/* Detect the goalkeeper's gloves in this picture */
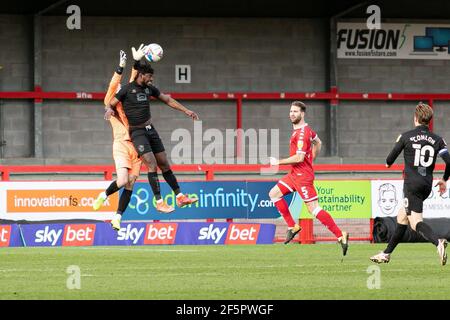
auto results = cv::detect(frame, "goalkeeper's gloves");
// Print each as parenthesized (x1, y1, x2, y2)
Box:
(119, 50, 127, 67)
(132, 43, 146, 61)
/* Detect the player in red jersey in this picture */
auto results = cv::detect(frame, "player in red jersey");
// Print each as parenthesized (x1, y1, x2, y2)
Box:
(268, 101, 349, 255)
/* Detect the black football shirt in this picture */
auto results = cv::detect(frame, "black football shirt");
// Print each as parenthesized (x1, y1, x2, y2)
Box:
(115, 81, 161, 126)
(386, 125, 448, 186)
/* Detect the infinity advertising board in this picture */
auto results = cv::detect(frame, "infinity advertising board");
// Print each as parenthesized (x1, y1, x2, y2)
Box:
(123, 181, 284, 220)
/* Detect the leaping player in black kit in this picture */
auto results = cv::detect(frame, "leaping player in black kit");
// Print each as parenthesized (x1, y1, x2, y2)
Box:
(370, 102, 450, 266)
(104, 44, 200, 213)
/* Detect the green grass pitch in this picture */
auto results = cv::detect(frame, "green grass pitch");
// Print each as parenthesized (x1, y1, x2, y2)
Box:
(0, 243, 449, 300)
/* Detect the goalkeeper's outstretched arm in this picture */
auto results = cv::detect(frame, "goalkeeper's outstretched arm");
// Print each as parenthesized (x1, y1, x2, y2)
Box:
(104, 50, 127, 106)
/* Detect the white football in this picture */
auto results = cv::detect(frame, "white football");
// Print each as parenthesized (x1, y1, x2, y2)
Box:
(144, 43, 163, 62)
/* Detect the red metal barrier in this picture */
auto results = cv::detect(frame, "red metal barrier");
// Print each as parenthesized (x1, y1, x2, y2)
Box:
(2, 89, 448, 168)
(1, 163, 436, 181)
(3, 91, 450, 101)
(300, 219, 315, 244)
(2, 90, 450, 143)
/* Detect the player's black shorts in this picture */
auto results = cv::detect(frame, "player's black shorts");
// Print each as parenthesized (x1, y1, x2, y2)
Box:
(403, 182, 432, 215)
(130, 124, 165, 157)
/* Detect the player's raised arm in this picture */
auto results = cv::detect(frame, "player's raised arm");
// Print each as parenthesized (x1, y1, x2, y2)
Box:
(129, 66, 138, 83)
(104, 50, 127, 106)
(386, 134, 405, 167)
(130, 46, 146, 83)
(157, 93, 199, 120)
(105, 76, 132, 120)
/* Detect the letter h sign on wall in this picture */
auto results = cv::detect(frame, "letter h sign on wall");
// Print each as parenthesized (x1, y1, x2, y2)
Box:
(175, 65, 191, 83)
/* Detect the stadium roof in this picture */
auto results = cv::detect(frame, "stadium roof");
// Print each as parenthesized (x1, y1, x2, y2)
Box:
(2, 0, 450, 19)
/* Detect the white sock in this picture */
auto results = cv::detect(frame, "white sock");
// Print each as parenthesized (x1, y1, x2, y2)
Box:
(113, 213, 122, 221)
(176, 193, 184, 198)
(100, 191, 107, 200)
(156, 199, 163, 204)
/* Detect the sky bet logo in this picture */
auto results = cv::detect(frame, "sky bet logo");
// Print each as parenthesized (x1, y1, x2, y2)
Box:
(117, 224, 145, 245)
(34, 224, 95, 246)
(198, 224, 260, 244)
(62, 224, 96, 246)
(144, 223, 177, 245)
(225, 224, 260, 245)
(116, 223, 178, 245)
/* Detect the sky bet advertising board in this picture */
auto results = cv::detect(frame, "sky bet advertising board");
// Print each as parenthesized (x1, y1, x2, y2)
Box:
(122, 181, 290, 220)
(6, 222, 275, 247)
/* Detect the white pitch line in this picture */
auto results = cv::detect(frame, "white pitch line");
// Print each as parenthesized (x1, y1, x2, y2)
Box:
(80, 247, 201, 252)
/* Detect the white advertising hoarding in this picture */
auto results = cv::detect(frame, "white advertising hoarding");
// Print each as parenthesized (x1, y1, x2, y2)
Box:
(371, 180, 450, 218)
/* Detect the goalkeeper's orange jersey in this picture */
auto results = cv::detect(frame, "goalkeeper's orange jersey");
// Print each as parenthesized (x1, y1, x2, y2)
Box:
(104, 69, 137, 141)
(104, 68, 141, 176)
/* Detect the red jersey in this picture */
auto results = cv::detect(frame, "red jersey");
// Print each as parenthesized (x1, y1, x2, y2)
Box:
(289, 123, 317, 180)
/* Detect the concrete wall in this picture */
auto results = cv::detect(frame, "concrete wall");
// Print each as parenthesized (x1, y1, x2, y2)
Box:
(2, 15, 329, 163)
(41, 16, 327, 92)
(337, 59, 450, 93)
(337, 58, 450, 160)
(0, 15, 33, 158)
(1, 14, 450, 164)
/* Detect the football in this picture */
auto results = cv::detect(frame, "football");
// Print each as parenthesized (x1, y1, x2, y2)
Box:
(144, 43, 164, 62)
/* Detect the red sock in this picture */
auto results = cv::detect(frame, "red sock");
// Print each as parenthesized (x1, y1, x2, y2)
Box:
(273, 198, 296, 228)
(316, 209, 342, 238)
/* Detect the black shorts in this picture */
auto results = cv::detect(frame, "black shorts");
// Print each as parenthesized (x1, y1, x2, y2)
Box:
(130, 124, 165, 157)
(403, 182, 432, 215)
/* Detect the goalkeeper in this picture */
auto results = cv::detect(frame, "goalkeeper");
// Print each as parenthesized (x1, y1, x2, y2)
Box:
(92, 49, 142, 231)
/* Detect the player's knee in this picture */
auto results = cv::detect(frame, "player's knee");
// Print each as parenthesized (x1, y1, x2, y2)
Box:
(159, 162, 171, 172)
(126, 175, 137, 188)
(269, 186, 281, 200)
(306, 201, 320, 216)
(143, 158, 157, 172)
(116, 176, 128, 188)
(124, 182, 133, 190)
